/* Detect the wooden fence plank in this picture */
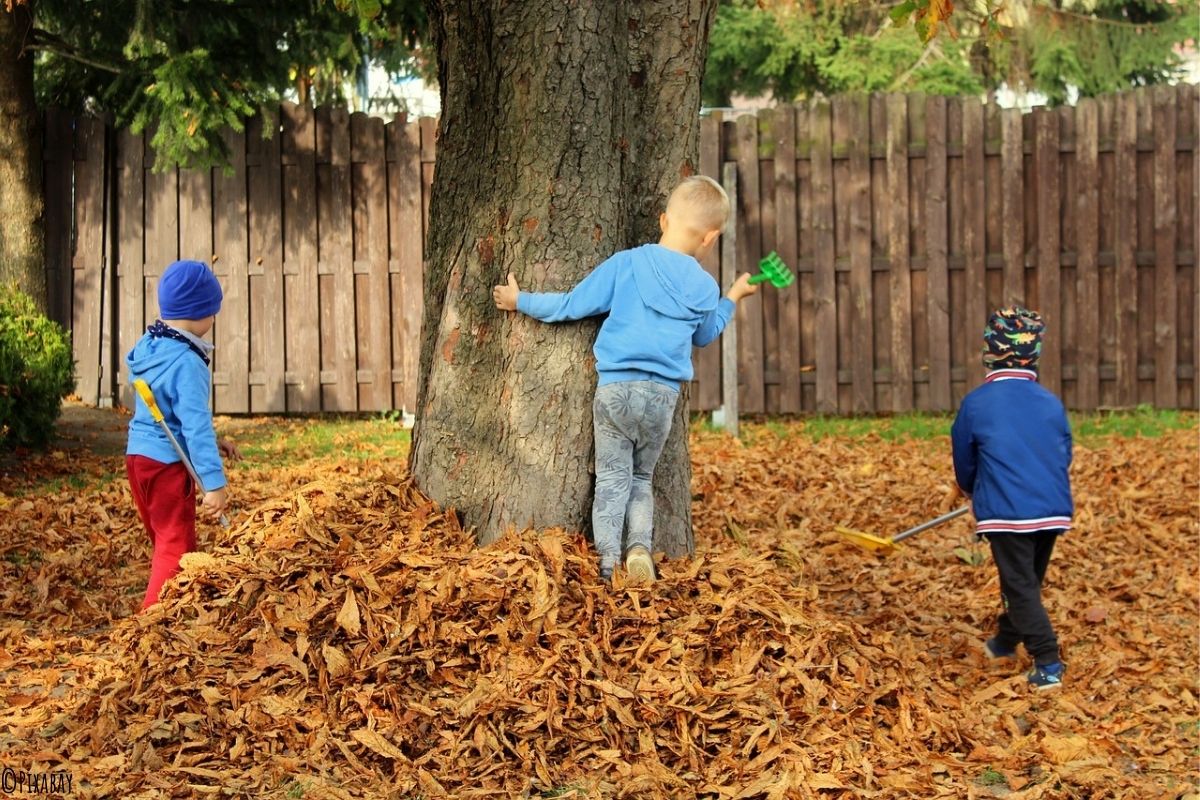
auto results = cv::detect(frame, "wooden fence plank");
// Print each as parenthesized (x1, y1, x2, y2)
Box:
(906, 94, 928, 410)
(773, 105, 801, 413)
(735, 113, 764, 413)
(1152, 85, 1177, 407)
(282, 102, 321, 412)
(212, 127, 250, 413)
(759, 110, 780, 413)
(887, 94, 912, 411)
(316, 107, 356, 412)
(420, 116, 436, 241)
(963, 98, 987, 390)
(351, 113, 392, 412)
(71, 117, 107, 405)
(178, 153, 212, 407)
(1035, 108, 1062, 396)
(1001, 108, 1025, 305)
(42, 109, 73, 330)
(1075, 98, 1101, 410)
(1193, 84, 1199, 410)
(721, 162, 739, 435)
(1184, 84, 1199, 410)
(387, 116, 424, 413)
(407, 119, 428, 413)
(795, 104, 816, 411)
(870, 94, 889, 409)
(1136, 90, 1155, 406)
(178, 166, 212, 260)
(144, 130, 178, 334)
(247, 115, 285, 412)
(945, 96, 965, 401)
(694, 111, 723, 411)
(925, 95, 951, 410)
(811, 100, 837, 413)
(116, 130, 145, 409)
(845, 94, 874, 413)
(1114, 92, 1139, 406)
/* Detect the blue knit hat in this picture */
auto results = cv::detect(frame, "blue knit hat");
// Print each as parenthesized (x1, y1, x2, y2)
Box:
(158, 260, 223, 320)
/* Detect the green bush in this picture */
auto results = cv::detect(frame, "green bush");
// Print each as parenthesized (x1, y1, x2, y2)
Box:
(0, 285, 75, 448)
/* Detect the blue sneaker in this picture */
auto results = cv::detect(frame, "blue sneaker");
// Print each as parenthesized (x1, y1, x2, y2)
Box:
(1027, 662, 1065, 691)
(984, 637, 1017, 660)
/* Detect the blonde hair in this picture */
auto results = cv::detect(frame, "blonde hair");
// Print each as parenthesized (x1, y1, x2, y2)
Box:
(666, 175, 730, 234)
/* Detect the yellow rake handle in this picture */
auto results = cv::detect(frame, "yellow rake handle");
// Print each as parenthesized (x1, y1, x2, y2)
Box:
(133, 379, 228, 528)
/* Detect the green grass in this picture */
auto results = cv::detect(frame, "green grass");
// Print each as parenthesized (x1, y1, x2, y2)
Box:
(1070, 404, 1195, 441)
(800, 413, 953, 441)
(693, 406, 1195, 444)
(229, 414, 411, 468)
(977, 767, 1008, 787)
(5, 466, 123, 498)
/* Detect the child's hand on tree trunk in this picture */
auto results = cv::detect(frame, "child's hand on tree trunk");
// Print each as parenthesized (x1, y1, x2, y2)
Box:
(493, 273, 519, 312)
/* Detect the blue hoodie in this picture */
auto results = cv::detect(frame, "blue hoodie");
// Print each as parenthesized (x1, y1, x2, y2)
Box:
(125, 332, 225, 491)
(951, 369, 1073, 535)
(516, 244, 734, 389)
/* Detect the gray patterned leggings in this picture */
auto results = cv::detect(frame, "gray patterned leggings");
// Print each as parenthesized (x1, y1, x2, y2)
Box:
(592, 381, 678, 570)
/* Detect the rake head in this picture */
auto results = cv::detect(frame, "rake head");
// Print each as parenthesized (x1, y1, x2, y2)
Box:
(749, 251, 795, 289)
(834, 525, 902, 555)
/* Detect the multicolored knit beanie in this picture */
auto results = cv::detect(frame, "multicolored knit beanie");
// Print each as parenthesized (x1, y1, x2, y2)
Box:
(982, 306, 1044, 370)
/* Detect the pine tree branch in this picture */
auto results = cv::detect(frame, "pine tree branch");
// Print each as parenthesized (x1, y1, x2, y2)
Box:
(890, 37, 942, 90)
(1034, 4, 1184, 29)
(26, 29, 123, 73)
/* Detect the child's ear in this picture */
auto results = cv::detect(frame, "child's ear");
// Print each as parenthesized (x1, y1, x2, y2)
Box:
(701, 228, 721, 249)
(659, 212, 668, 234)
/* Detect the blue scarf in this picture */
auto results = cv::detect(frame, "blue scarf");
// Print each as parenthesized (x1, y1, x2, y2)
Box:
(147, 320, 211, 366)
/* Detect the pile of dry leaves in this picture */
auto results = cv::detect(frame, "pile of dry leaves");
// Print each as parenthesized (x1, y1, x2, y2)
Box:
(0, 423, 1196, 799)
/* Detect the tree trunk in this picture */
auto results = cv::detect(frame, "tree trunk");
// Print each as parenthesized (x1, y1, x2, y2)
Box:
(0, 2, 46, 312)
(412, 0, 718, 557)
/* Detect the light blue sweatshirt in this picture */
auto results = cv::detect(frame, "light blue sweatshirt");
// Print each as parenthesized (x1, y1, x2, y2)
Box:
(125, 332, 225, 491)
(516, 244, 735, 390)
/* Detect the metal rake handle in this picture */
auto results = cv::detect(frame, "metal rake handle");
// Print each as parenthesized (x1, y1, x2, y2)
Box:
(891, 505, 970, 543)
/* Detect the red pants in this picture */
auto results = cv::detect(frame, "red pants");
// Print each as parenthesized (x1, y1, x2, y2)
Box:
(126, 455, 196, 609)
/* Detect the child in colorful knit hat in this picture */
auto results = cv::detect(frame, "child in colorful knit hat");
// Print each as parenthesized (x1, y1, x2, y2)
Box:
(125, 260, 242, 609)
(951, 307, 1074, 690)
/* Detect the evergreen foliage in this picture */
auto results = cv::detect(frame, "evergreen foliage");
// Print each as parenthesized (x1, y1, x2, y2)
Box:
(28, 0, 427, 171)
(0, 285, 74, 449)
(702, 0, 1196, 106)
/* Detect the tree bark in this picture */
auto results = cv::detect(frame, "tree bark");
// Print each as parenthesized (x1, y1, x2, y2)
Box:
(0, 2, 46, 312)
(412, 0, 717, 556)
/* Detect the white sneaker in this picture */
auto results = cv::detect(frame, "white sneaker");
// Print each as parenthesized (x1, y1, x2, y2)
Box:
(624, 546, 655, 584)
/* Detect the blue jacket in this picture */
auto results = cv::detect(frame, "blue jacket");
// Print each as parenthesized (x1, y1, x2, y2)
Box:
(516, 244, 734, 389)
(125, 332, 226, 491)
(951, 369, 1073, 534)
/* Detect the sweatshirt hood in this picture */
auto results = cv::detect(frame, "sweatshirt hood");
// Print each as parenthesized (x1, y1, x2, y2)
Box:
(631, 244, 719, 320)
(125, 335, 193, 382)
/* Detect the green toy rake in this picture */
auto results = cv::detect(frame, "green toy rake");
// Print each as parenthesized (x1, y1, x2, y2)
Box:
(748, 251, 795, 289)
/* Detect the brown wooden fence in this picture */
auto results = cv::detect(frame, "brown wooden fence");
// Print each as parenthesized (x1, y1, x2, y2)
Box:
(45, 105, 435, 414)
(44, 84, 1199, 416)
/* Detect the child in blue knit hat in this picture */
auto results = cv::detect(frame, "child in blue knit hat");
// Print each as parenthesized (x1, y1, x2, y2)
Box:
(125, 260, 242, 609)
(951, 307, 1073, 690)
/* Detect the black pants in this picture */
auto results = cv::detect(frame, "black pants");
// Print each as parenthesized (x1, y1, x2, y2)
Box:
(987, 531, 1061, 665)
